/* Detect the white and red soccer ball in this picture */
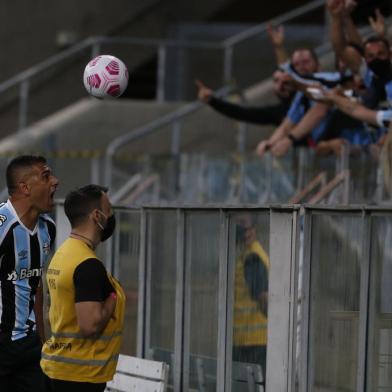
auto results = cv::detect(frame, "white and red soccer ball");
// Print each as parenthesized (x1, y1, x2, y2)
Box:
(83, 55, 129, 99)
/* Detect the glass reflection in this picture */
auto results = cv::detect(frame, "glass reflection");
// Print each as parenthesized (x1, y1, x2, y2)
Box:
(369, 217, 392, 391)
(186, 212, 220, 392)
(309, 214, 362, 392)
(146, 211, 177, 387)
(230, 212, 269, 390)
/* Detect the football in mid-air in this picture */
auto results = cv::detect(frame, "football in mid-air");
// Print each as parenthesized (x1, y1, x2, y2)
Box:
(83, 55, 129, 99)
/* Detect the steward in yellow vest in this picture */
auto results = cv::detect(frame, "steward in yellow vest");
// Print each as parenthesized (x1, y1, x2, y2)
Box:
(41, 185, 125, 392)
(232, 215, 269, 376)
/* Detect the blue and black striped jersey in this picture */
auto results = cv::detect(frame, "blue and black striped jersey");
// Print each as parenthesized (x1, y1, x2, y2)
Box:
(0, 200, 55, 341)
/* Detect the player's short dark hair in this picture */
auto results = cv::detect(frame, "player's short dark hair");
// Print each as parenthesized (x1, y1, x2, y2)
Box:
(6, 155, 47, 195)
(64, 184, 108, 227)
(364, 36, 391, 52)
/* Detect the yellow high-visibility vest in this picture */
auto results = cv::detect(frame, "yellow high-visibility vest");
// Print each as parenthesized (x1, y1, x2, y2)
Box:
(233, 240, 269, 347)
(41, 238, 125, 383)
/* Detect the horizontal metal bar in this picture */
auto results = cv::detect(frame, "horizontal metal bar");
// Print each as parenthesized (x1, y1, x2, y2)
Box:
(0, 37, 220, 96)
(132, 204, 278, 210)
(53, 200, 392, 213)
(96, 36, 223, 49)
(104, 85, 232, 159)
(289, 171, 327, 204)
(223, 0, 325, 47)
(0, 37, 97, 94)
(308, 170, 349, 204)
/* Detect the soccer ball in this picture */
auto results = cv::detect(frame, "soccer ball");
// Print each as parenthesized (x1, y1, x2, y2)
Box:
(83, 55, 129, 99)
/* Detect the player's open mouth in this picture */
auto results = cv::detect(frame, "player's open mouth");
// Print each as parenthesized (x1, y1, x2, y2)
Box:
(50, 191, 56, 201)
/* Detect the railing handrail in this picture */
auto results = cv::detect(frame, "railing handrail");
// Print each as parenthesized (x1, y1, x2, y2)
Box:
(0, 37, 223, 96)
(104, 85, 233, 187)
(223, 0, 325, 47)
(308, 170, 350, 204)
(0, 0, 326, 97)
(289, 171, 327, 204)
(95, 36, 224, 49)
(0, 37, 96, 94)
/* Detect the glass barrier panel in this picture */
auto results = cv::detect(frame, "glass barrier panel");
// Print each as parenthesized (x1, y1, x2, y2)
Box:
(228, 211, 270, 391)
(309, 213, 363, 392)
(145, 210, 177, 387)
(185, 212, 221, 392)
(368, 216, 392, 391)
(112, 209, 140, 355)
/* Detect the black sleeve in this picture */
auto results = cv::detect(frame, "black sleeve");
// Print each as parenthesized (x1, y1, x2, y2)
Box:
(46, 219, 56, 248)
(208, 96, 287, 126)
(73, 258, 114, 302)
(244, 253, 268, 300)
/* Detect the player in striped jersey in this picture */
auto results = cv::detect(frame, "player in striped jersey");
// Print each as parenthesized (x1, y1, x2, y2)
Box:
(0, 155, 58, 391)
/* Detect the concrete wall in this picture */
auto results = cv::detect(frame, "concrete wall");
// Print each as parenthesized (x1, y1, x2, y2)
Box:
(0, 0, 234, 82)
(0, 0, 234, 138)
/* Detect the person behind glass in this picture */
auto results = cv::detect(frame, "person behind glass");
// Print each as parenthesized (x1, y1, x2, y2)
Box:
(233, 215, 269, 379)
(0, 155, 58, 392)
(41, 184, 125, 392)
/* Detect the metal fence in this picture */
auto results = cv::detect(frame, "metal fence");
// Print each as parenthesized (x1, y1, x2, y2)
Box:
(54, 203, 392, 392)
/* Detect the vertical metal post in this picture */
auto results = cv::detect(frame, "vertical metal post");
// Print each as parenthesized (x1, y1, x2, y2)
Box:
(171, 121, 182, 198)
(90, 156, 100, 184)
(267, 208, 298, 392)
(266, 154, 273, 203)
(156, 45, 167, 102)
(112, 209, 121, 277)
(104, 154, 112, 189)
(171, 121, 182, 156)
(296, 148, 306, 194)
(54, 202, 71, 250)
(375, 165, 384, 204)
(91, 41, 101, 59)
(182, 211, 191, 392)
(342, 145, 350, 204)
(238, 157, 246, 203)
(236, 123, 247, 154)
(299, 210, 312, 392)
(217, 210, 229, 392)
(18, 79, 30, 131)
(365, 212, 380, 391)
(225, 214, 237, 392)
(288, 209, 301, 392)
(174, 209, 185, 392)
(144, 212, 153, 358)
(356, 211, 371, 392)
(223, 45, 233, 84)
(136, 209, 147, 357)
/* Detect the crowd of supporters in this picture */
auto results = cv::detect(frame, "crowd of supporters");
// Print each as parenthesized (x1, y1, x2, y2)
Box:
(197, 0, 392, 160)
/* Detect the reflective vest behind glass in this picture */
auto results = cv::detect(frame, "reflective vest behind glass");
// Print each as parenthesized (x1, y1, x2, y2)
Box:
(233, 240, 269, 347)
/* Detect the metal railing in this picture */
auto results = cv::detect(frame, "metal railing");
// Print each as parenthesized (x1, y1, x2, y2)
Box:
(52, 203, 392, 391)
(103, 85, 233, 189)
(0, 0, 326, 131)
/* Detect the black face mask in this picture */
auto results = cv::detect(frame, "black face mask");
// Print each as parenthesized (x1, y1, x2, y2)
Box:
(368, 58, 392, 79)
(99, 213, 116, 242)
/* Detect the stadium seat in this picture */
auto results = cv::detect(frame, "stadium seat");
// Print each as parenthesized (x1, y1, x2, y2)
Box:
(105, 354, 169, 392)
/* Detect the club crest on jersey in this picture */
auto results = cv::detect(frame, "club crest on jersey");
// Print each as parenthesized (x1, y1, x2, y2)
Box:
(7, 267, 43, 281)
(0, 214, 7, 226)
(43, 242, 50, 255)
(18, 250, 28, 260)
